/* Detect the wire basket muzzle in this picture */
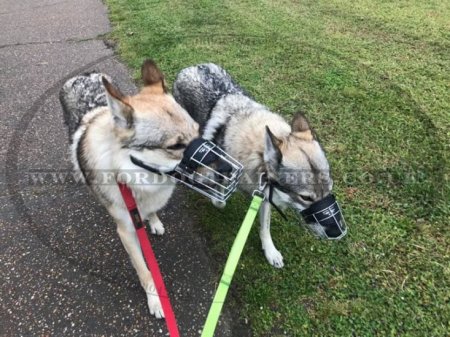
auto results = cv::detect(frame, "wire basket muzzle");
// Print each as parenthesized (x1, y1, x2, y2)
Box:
(300, 194, 347, 239)
(170, 138, 244, 202)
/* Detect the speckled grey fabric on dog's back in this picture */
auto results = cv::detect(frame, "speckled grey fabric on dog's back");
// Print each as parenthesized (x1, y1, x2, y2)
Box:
(59, 72, 111, 138)
(173, 63, 246, 131)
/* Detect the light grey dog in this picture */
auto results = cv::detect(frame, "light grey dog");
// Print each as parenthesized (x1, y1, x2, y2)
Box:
(173, 64, 335, 268)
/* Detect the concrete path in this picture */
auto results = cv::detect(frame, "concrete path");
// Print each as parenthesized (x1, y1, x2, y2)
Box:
(0, 1, 250, 336)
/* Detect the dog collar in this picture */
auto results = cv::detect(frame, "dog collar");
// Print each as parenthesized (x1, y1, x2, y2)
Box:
(267, 183, 288, 220)
(259, 173, 287, 220)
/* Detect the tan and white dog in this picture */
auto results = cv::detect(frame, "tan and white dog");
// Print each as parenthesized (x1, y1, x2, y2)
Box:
(174, 64, 336, 268)
(60, 60, 199, 318)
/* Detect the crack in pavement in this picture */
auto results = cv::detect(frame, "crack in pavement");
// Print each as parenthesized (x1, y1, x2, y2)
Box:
(0, 37, 105, 50)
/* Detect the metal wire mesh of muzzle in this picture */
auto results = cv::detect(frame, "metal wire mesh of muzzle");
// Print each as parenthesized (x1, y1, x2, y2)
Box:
(170, 138, 244, 202)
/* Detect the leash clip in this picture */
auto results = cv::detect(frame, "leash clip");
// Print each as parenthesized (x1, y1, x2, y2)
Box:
(252, 173, 288, 220)
(252, 189, 266, 200)
(252, 172, 268, 200)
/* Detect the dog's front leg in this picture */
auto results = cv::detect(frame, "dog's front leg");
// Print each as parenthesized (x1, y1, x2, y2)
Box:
(110, 207, 164, 319)
(259, 200, 284, 268)
(147, 213, 165, 235)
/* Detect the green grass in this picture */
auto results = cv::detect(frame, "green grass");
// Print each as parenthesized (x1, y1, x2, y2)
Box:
(105, 0, 449, 335)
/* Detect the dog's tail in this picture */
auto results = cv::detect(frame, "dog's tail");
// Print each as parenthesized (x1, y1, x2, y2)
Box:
(59, 72, 110, 140)
(173, 64, 246, 130)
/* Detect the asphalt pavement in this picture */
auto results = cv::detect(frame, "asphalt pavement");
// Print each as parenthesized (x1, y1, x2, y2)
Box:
(0, 1, 251, 336)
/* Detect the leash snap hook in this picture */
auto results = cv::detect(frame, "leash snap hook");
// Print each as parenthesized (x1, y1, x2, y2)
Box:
(258, 172, 268, 191)
(252, 172, 268, 200)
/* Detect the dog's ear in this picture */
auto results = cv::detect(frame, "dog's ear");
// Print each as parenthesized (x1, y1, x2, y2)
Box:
(264, 126, 283, 177)
(291, 112, 313, 141)
(141, 59, 167, 93)
(102, 77, 134, 128)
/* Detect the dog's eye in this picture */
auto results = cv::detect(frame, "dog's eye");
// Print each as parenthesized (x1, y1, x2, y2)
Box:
(167, 143, 186, 151)
(299, 194, 314, 203)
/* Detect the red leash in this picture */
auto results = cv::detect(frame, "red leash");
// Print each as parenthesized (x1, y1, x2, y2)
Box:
(117, 183, 180, 337)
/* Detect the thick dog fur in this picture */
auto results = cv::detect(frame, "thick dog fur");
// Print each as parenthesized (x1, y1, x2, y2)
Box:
(60, 60, 199, 318)
(174, 64, 333, 268)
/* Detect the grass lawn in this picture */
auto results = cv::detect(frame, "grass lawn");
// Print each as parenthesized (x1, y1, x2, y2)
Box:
(104, 0, 449, 335)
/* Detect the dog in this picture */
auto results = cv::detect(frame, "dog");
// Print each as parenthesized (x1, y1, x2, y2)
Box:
(59, 60, 199, 318)
(173, 64, 336, 268)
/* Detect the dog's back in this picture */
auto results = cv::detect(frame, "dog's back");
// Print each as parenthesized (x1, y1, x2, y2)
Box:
(173, 64, 245, 130)
(59, 72, 110, 139)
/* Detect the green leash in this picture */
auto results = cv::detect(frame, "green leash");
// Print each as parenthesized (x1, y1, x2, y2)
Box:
(201, 193, 264, 337)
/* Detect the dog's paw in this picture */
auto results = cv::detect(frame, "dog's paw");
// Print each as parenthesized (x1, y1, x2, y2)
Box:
(146, 291, 164, 319)
(211, 199, 226, 209)
(264, 246, 284, 268)
(150, 220, 165, 236)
